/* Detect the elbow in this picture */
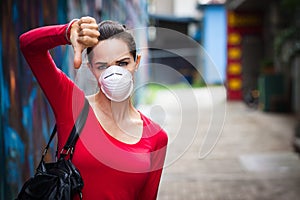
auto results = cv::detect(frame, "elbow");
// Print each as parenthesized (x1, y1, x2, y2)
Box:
(19, 33, 27, 53)
(19, 31, 33, 53)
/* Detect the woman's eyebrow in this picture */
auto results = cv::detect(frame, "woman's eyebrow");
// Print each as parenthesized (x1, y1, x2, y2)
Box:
(94, 57, 130, 66)
(116, 57, 131, 62)
(94, 61, 107, 65)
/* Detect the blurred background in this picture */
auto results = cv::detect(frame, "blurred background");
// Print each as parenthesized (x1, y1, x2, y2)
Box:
(1, 0, 300, 199)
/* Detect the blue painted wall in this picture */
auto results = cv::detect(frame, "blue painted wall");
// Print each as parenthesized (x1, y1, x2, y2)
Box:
(1, 1, 70, 198)
(202, 5, 227, 84)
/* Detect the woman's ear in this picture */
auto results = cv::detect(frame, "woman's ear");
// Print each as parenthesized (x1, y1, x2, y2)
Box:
(87, 62, 96, 76)
(87, 61, 92, 69)
(135, 54, 141, 71)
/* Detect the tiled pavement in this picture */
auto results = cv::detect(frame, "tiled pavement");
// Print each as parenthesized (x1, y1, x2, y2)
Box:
(138, 87, 300, 200)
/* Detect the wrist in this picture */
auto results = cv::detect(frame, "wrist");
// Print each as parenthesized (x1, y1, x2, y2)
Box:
(65, 19, 79, 44)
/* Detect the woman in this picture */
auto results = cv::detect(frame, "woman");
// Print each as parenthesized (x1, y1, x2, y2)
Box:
(19, 16, 168, 199)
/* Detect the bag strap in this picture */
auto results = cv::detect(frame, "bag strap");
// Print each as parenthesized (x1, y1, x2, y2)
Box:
(41, 98, 89, 160)
(61, 98, 90, 156)
(41, 125, 57, 160)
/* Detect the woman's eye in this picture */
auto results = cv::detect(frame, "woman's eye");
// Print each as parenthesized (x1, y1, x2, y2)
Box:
(118, 62, 128, 66)
(97, 65, 108, 70)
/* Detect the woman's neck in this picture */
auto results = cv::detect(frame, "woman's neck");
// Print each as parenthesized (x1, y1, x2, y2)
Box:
(88, 91, 143, 144)
(92, 91, 137, 123)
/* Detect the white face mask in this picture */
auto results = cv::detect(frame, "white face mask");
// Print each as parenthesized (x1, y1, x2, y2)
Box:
(99, 65, 134, 102)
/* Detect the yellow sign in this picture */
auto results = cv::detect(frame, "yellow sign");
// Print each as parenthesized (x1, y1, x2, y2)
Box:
(228, 32, 241, 45)
(228, 47, 241, 59)
(228, 11, 261, 27)
(228, 63, 241, 75)
(228, 78, 242, 90)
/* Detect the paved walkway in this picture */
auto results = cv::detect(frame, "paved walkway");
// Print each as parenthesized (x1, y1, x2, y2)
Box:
(138, 87, 300, 200)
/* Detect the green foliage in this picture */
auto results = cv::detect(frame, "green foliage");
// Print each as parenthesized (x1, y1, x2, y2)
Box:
(141, 82, 205, 105)
(274, 27, 300, 57)
(280, 0, 300, 10)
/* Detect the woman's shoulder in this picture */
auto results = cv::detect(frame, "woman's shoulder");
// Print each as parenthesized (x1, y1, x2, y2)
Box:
(139, 112, 168, 146)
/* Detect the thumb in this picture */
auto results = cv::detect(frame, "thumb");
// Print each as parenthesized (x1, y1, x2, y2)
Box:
(73, 46, 83, 69)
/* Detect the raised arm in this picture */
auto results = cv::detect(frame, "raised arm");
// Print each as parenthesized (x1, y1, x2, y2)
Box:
(20, 23, 76, 122)
(19, 17, 99, 123)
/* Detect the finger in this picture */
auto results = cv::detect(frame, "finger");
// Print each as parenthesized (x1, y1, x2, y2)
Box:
(78, 28, 100, 38)
(73, 47, 83, 69)
(79, 23, 99, 30)
(77, 36, 99, 47)
(78, 16, 97, 25)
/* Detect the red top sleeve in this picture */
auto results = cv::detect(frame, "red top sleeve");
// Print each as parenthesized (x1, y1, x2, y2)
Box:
(19, 24, 85, 134)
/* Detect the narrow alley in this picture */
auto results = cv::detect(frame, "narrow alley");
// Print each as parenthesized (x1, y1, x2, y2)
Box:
(140, 87, 300, 200)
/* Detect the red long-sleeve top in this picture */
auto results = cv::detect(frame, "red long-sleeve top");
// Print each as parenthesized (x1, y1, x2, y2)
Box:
(19, 23, 168, 200)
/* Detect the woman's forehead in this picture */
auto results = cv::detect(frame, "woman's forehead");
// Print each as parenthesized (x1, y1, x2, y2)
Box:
(91, 38, 132, 63)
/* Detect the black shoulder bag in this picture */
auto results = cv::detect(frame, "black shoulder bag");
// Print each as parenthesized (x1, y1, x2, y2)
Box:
(16, 98, 89, 200)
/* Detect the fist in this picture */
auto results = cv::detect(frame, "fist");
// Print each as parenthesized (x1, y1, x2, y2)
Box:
(70, 16, 100, 69)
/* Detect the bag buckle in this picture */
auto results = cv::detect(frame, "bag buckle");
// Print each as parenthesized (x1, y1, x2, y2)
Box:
(60, 147, 74, 156)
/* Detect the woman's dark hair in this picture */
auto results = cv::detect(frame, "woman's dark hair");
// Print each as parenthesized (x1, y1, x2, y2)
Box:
(87, 20, 136, 61)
